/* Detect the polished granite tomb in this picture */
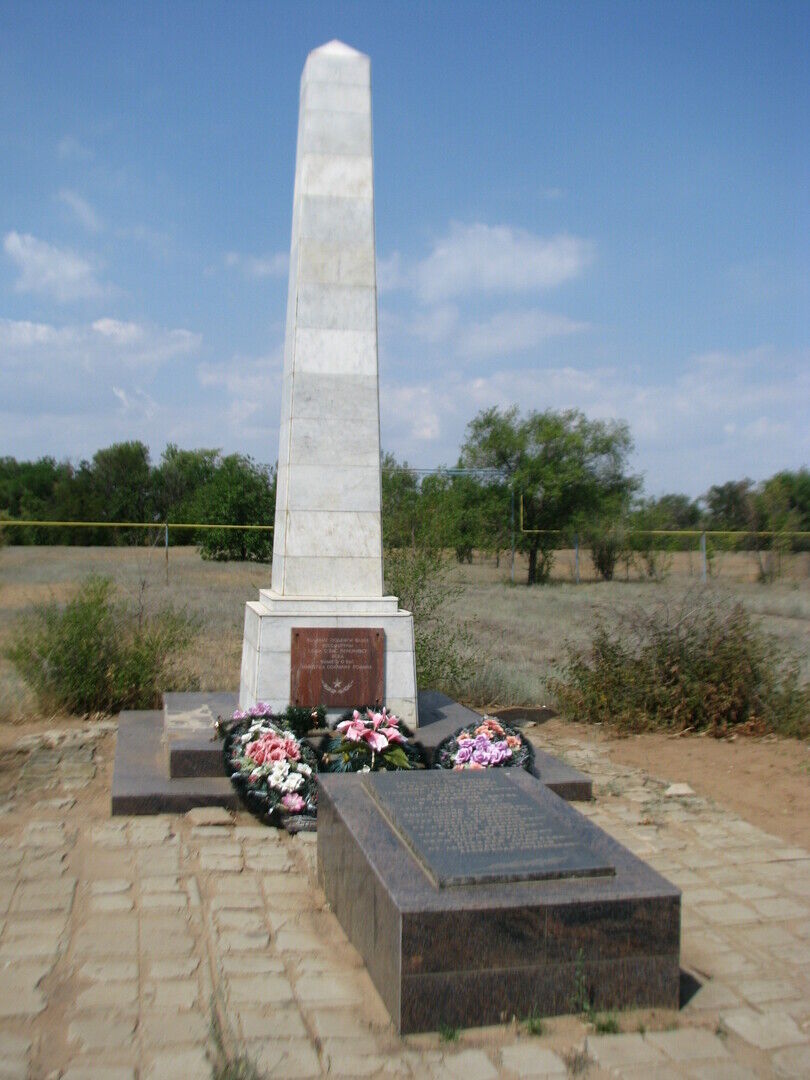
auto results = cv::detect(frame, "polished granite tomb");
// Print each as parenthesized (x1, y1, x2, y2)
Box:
(317, 769, 680, 1033)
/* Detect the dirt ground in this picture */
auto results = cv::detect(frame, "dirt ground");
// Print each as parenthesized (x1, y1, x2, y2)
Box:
(538, 718, 810, 849)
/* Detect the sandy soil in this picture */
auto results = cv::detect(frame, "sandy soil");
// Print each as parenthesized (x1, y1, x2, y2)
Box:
(541, 718, 810, 849)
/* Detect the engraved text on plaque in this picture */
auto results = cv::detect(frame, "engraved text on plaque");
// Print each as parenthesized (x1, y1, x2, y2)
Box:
(291, 628, 384, 708)
(363, 770, 615, 887)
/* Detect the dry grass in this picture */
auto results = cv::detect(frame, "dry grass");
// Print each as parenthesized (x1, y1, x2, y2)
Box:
(1, 545, 809, 720)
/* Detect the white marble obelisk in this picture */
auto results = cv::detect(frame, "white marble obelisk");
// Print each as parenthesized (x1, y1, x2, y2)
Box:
(239, 40, 418, 726)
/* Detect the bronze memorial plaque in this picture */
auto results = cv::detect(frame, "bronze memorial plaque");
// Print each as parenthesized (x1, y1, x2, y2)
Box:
(290, 628, 384, 708)
(362, 770, 615, 887)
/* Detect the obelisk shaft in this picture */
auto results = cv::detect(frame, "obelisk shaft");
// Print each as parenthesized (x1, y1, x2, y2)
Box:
(271, 41, 383, 599)
(239, 42, 418, 726)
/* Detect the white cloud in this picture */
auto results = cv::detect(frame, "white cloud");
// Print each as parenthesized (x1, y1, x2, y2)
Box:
(383, 385, 441, 443)
(3, 231, 109, 303)
(0, 318, 61, 348)
(112, 385, 158, 420)
(92, 318, 143, 344)
(409, 304, 460, 343)
(376, 346, 810, 495)
(198, 351, 283, 424)
(1, 316, 201, 391)
(377, 252, 407, 293)
(58, 189, 103, 233)
(414, 222, 593, 301)
(224, 250, 288, 278)
(397, 303, 586, 359)
(57, 135, 93, 161)
(457, 309, 587, 359)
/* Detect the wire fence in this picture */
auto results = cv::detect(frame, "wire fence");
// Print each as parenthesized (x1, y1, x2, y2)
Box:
(0, 520, 273, 584)
(2, 514, 809, 585)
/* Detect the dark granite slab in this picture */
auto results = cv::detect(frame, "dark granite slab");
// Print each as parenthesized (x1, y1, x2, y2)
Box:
(363, 771, 613, 888)
(112, 711, 237, 815)
(164, 692, 237, 779)
(415, 690, 592, 801)
(318, 769, 680, 1033)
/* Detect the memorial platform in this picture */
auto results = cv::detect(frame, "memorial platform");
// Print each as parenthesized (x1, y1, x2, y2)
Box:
(318, 768, 681, 1033)
(111, 690, 592, 814)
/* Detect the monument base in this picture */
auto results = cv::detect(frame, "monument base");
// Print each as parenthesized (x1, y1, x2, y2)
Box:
(239, 592, 419, 727)
(111, 691, 596, 814)
(317, 770, 680, 1033)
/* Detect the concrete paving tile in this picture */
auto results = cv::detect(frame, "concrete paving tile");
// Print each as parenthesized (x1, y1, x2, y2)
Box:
(147, 955, 200, 979)
(91, 894, 134, 913)
(139, 1009, 209, 1048)
(139, 930, 195, 957)
(499, 1042, 567, 1076)
(139, 875, 181, 893)
(77, 980, 138, 1008)
(249, 1038, 322, 1078)
(90, 878, 131, 895)
(700, 902, 758, 925)
(68, 1014, 137, 1052)
(646, 1028, 730, 1062)
(727, 883, 777, 901)
(772, 1043, 810, 1078)
(586, 1033, 665, 1068)
(687, 1064, 759, 1080)
(77, 959, 138, 982)
(294, 971, 366, 1007)
(720, 1008, 809, 1049)
(613, 1067, 682, 1080)
(186, 806, 234, 826)
(228, 973, 295, 1005)
(325, 1049, 396, 1076)
(143, 978, 199, 1009)
(199, 852, 243, 872)
(237, 1003, 309, 1039)
(772, 941, 810, 965)
(0, 970, 47, 1017)
(684, 978, 741, 1010)
(431, 1048, 499, 1080)
(144, 1047, 210, 1080)
(744, 924, 798, 948)
(736, 977, 803, 1004)
(11, 877, 75, 912)
(62, 1066, 136, 1080)
(216, 929, 271, 952)
(219, 953, 285, 976)
(140, 892, 187, 911)
(753, 897, 808, 920)
(275, 927, 324, 952)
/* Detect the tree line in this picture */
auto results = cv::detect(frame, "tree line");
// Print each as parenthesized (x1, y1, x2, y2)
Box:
(0, 442, 276, 561)
(1, 407, 808, 582)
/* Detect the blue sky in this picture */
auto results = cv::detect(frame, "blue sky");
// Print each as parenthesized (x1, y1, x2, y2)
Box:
(1, 1, 807, 496)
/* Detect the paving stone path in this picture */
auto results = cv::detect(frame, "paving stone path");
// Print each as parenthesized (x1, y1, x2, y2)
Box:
(0, 723, 807, 1078)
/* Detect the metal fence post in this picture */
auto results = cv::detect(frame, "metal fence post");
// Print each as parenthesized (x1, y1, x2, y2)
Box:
(700, 531, 707, 584)
(575, 532, 580, 585)
(165, 523, 170, 586)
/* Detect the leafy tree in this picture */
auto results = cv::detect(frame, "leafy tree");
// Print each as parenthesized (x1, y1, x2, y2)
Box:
(189, 454, 275, 561)
(635, 493, 702, 530)
(151, 444, 220, 523)
(381, 453, 420, 548)
(703, 479, 757, 532)
(90, 441, 151, 543)
(460, 406, 637, 584)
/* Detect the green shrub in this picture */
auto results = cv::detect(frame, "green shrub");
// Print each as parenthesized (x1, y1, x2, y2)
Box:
(589, 522, 634, 582)
(384, 545, 474, 695)
(5, 576, 197, 715)
(547, 591, 809, 738)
